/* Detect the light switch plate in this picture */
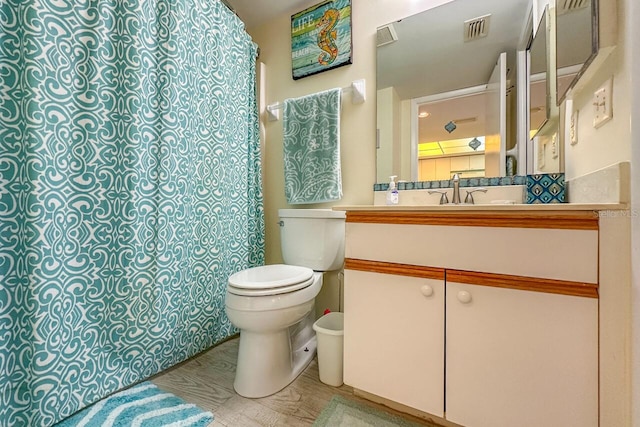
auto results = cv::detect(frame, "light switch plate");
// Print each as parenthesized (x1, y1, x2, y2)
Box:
(570, 109, 578, 145)
(593, 77, 613, 128)
(537, 139, 546, 169)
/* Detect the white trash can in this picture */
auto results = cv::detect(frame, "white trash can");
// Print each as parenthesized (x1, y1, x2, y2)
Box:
(312, 312, 344, 387)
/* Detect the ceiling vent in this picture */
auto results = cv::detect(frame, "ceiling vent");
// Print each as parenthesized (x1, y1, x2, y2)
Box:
(452, 117, 477, 124)
(463, 14, 491, 42)
(377, 24, 398, 47)
(557, 0, 590, 15)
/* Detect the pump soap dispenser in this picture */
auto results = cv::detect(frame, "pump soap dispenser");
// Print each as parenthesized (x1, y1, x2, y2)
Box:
(386, 176, 399, 205)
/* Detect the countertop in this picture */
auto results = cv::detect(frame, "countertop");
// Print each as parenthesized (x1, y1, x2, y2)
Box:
(333, 203, 629, 212)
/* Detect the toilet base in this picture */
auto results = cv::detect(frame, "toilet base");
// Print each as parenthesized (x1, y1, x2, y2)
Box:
(233, 329, 317, 398)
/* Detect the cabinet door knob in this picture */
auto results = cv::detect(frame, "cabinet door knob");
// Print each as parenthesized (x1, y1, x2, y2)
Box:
(420, 284, 434, 297)
(457, 290, 472, 304)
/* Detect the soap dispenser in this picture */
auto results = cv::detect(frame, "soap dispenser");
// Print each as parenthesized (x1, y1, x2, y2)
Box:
(386, 175, 399, 205)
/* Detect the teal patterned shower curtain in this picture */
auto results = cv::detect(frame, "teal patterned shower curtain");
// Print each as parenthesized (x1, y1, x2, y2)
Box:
(0, 1, 264, 425)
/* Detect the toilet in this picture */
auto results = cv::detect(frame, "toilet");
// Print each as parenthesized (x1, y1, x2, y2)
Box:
(225, 208, 346, 398)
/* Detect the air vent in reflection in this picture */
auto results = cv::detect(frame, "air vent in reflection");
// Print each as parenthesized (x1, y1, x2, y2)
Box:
(452, 117, 477, 124)
(463, 14, 491, 42)
(377, 24, 398, 47)
(557, 0, 590, 15)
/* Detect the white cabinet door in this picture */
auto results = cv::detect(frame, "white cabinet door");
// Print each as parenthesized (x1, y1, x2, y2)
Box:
(449, 156, 470, 174)
(445, 282, 598, 427)
(344, 270, 445, 416)
(435, 157, 451, 180)
(469, 154, 485, 170)
(419, 158, 436, 181)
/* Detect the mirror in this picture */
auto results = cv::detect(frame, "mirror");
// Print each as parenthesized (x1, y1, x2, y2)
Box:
(527, 5, 561, 174)
(555, 0, 598, 104)
(528, 8, 550, 138)
(376, 0, 530, 183)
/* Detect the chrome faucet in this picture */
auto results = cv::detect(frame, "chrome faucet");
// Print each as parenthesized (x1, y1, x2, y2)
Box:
(451, 173, 461, 204)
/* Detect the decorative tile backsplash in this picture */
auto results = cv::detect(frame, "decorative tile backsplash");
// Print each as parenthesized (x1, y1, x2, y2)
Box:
(374, 175, 527, 191)
(526, 173, 566, 204)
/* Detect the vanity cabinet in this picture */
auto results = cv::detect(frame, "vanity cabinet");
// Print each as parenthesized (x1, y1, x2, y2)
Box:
(446, 278, 598, 427)
(343, 210, 599, 427)
(344, 267, 445, 417)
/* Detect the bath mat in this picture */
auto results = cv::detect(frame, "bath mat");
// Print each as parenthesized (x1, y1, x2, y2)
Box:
(313, 395, 433, 427)
(56, 381, 213, 427)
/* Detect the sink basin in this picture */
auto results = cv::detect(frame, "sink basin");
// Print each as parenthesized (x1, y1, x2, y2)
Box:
(373, 185, 525, 206)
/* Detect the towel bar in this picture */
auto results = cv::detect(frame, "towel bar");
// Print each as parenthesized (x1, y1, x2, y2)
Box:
(266, 79, 366, 122)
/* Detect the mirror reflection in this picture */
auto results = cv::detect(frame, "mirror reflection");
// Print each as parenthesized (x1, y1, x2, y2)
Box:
(376, 0, 529, 183)
(415, 92, 489, 180)
(556, 0, 597, 104)
(527, 5, 563, 175)
(529, 8, 549, 137)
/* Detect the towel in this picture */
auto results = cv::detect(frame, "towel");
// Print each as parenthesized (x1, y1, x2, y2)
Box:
(283, 88, 342, 204)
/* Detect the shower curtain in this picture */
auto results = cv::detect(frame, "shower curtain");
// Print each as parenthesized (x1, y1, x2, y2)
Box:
(0, 1, 264, 425)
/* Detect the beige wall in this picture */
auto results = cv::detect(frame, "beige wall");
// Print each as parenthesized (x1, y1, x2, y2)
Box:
(248, 0, 452, 265)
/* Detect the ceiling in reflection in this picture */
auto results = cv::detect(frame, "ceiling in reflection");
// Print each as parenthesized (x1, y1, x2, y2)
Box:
(418, 136, 485, 158)
(377, 0, 529, 100)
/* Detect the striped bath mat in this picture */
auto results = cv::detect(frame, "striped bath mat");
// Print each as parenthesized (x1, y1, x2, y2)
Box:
(56, 382, 213, 427)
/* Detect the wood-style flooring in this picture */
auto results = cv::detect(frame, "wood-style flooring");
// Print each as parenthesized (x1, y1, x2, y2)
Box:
(151, 335, 438, 426)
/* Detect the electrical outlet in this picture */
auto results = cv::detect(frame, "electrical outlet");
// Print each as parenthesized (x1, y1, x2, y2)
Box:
(593, 77, 613, 128)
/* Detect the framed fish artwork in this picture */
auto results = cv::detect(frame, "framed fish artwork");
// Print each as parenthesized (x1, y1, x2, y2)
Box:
(291, 0, 352, 80)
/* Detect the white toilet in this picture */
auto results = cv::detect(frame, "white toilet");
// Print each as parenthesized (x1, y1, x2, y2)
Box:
(225, 208, 346, 398)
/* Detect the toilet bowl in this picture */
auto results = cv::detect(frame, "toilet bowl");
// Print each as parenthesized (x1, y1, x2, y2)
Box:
(226, 265, 322, 398)
(224, 209, 345, 398)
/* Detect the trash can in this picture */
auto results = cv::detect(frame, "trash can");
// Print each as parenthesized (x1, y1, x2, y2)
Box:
(313, 312, 344, 387)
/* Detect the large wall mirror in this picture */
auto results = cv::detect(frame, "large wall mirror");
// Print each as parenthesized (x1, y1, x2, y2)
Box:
(376, 0, 529, 183)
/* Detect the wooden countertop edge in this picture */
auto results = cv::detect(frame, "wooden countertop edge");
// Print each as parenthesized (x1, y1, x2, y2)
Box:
(345, 258, 598, 299)
(342, 210, 599, 230)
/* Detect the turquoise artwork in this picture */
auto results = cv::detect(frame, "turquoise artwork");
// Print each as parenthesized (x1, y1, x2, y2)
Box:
(291, 0, 352, 79)
(0, 1, 264, 425)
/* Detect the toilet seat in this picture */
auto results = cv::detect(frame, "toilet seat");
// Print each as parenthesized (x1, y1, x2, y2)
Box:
(227, 264, 314, 296)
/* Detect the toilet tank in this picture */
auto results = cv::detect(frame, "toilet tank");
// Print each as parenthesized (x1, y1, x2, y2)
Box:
(279, 209, 346, 271)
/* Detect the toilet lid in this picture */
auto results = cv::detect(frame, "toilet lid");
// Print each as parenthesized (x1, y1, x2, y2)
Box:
(227, 264, 314, 296)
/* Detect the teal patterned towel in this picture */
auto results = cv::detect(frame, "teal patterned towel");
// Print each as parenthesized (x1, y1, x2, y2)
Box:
(283, 88, 342, 204)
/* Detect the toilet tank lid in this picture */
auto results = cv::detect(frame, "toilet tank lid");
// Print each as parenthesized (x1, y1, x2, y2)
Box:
(278, 209, 345, 219)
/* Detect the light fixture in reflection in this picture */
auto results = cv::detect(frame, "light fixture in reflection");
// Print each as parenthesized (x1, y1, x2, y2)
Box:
(418, 111, 430, 118)
(468, 137, 481, 150)
(444, 121, 457, 133)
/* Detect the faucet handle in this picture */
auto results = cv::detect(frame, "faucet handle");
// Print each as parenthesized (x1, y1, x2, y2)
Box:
(428, 189, 449, 205)
(464, 188, 488, 205)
